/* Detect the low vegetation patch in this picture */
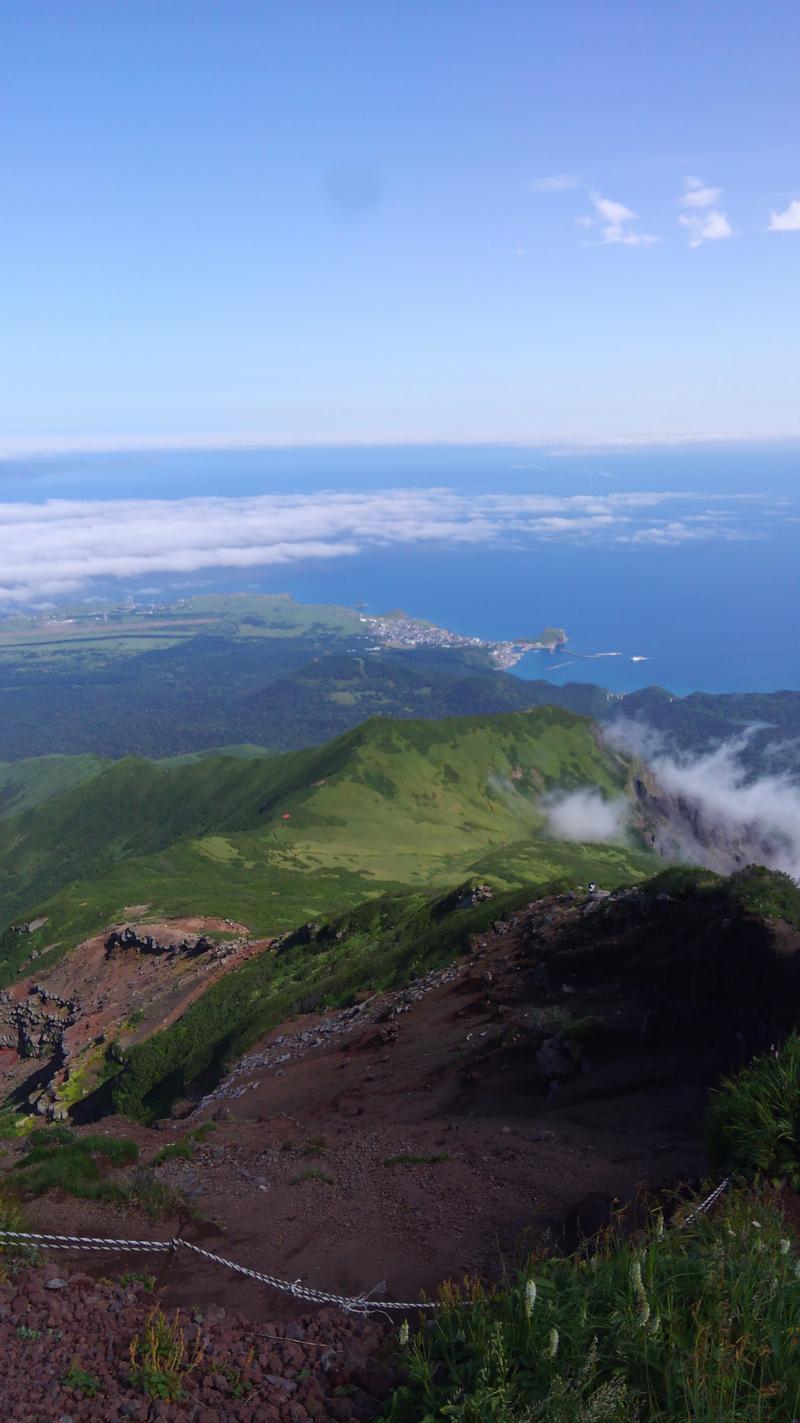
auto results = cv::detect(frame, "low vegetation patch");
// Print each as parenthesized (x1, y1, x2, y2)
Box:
(12, 1127, 138, 1202)
(9, 1126, 191, 1219)
(644, 863, 800, 929)
(129, 1306, 202, 1402)
(282, 1134, 329, 1158)
(153, 1139, 195, 1165)
(119, 1270, 155, 1290)
(290, 1167, 335, 1186)
(383, 1191, 800, 1423)
(62, 1363, 104, 1399)
(383, 1152, 452, 1167)
(707, 1033, 800, 1187)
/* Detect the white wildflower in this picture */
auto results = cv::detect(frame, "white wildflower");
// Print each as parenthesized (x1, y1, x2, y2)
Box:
(398, 1319, 409, 1347)
(629, 1255, 650, 1328)
(524, 1279, 537, 1318)
(780, 1238, 792, 1254)
(546, 1326, 559, 1358)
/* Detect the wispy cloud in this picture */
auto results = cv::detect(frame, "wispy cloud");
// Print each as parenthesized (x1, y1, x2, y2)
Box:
(679, 175, 722, 208)
(532, 173, 579, 192)
(579, 191, 659, 246)
(677, 177, 732, 247)
(0, 488, 767, 607)
(768, 198, 800, 232)
(678, 208, 733, 248)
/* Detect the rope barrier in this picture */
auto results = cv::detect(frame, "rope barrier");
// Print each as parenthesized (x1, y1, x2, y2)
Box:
(0, 1229, 173, 1253)
(0, 1228, 434, 1313)
(0, 1177, 731, 1314)
(680, 1175, 730, 1226)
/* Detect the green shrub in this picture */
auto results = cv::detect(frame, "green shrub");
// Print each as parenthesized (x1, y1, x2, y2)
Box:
(707, 1034, 800, 1186)
(383, 1192, 800, 1423)
(0, 1185, 30, 1269)
(130, 1173, 192, 1220)
(153, 1139, 194, 1165)
(63, 1363, 103, 1398)
(119, 1270, 155, 1290)
(643, 863, 800, 929)
(12, 1128, 138, 1201)
(129, 1307, 201, 1402)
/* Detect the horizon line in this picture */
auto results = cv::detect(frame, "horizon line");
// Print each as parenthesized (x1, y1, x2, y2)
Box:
(2, 430, 800, 462)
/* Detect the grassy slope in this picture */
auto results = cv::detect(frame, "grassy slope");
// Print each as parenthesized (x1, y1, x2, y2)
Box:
(0, 754, 109, 820)
(0, 708, 658, 985)
(112, 871, 643, 1121)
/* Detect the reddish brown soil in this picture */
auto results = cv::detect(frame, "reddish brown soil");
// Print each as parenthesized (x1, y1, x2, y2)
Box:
(4, 891, 745, 1324)
(1, 918, 269, 1104)
(3, 887, 798, 1417)
(0, 1261, 396, 1422)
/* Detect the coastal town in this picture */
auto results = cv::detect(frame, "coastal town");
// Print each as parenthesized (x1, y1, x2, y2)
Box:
(359, 611, 568, 669)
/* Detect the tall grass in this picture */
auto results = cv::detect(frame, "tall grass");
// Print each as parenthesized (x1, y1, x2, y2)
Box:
(383, 1193, 800, 1423)
(708, 1033, 800, 1187)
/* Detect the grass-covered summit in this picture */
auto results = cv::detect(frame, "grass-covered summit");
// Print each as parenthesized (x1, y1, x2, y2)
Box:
(0, 707, 657, 983)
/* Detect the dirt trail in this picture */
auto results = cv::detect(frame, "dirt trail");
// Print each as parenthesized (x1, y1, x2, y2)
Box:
(7, 889, 747, 1324)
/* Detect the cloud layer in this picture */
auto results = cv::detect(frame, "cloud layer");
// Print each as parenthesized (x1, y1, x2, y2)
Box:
(544, 789, 630, 843)
(607, 721, 800, 881)
(0, 486, 767, 606)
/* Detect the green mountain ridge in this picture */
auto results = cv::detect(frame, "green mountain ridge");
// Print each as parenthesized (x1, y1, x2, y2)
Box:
(0, 708, 659, 986)
(3, 592, 800, 782)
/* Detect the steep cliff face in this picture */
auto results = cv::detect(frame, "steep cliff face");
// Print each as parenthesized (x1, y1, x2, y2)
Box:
(631, 765, 794, 877)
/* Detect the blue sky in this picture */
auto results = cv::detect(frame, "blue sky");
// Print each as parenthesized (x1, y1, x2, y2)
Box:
(1, 1, 799, 450)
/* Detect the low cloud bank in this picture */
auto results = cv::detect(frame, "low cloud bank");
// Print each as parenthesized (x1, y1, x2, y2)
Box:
(0, 486, 767, 607)
(544, 789, 630, 844)
(607, 720, 800, 880)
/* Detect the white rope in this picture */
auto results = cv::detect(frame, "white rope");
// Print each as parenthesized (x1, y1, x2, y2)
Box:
(178, 1238, 435, 1313)
(0, 1228, 173, 1253)
(0, 1229, 433, 1312)
(0, 1177, 731, 1312)
(681, 1176, 730, 1226)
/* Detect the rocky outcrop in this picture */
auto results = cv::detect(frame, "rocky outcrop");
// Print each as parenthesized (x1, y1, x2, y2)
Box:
(0, 985, 79, 1061)
(105, 926, 214, 959)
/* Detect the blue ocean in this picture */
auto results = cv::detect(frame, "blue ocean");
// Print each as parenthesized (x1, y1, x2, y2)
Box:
(1, 442, 798, 695)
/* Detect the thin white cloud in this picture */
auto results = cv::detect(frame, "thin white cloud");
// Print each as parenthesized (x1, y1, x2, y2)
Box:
(593, 194, 636, 225)
(768, 198, 800, 232)
(679, 176, 723, 208)
(0, 488, 767, 607)
(678, 209, 733, 248)
(580, 191, 659, 246)
(532, 173, 579, 192)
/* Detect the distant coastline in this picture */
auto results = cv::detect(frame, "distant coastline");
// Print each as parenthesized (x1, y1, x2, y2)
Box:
(359, 611, 567, 669)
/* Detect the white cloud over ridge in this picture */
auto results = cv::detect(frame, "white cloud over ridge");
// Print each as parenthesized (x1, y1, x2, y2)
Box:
(0, 487, 766, 606)
(544, 789, 630, 843)
(606, 721, 800, 880)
